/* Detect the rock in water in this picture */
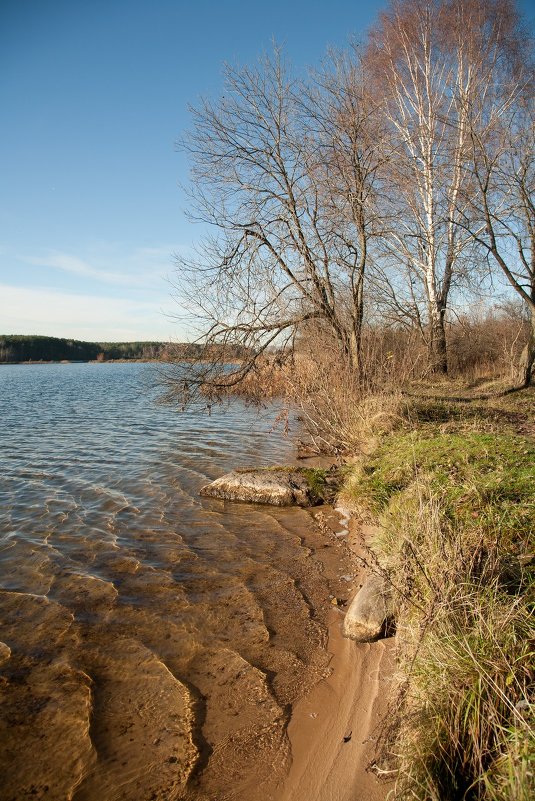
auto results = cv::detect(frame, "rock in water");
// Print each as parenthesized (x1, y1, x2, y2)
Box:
(342, 575, 392, 642)
(199, 468, 320, 507)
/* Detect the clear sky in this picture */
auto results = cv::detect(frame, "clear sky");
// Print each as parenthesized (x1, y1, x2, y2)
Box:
(1, 0, 533, 342)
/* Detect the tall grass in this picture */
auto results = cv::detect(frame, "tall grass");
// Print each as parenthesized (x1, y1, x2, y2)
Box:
(384, 494, 533, 800)
(344, 420, 534, 800)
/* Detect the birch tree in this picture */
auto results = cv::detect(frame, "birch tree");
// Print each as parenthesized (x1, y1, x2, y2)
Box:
(432, 0, 535, 385)
(365, 0, 512, 374)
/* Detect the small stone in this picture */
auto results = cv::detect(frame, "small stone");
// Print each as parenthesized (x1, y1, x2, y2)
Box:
(0, 642, 10, 666)
(342, 575, 393, 642)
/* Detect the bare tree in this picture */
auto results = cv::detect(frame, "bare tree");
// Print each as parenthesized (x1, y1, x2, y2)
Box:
(167, 3, 533, 402)
(168, 49, 384, 401)
(461, 79, 535, 385)
(299, 49, 390, 378)
(364, 0, 518, 374)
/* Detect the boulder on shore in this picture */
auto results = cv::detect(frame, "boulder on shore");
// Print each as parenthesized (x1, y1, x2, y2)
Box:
(199, 468, 321, 507)
(342, 575, 393, 642)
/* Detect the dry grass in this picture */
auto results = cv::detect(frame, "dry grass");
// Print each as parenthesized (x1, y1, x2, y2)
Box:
(381, 493, 534, 801)
(285, 356, 406, 454)
(342, 400, 534, 800)
(205, 309, 532, 454)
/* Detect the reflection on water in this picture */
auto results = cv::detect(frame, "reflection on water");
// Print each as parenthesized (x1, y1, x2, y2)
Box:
(0, 364, 344, 801)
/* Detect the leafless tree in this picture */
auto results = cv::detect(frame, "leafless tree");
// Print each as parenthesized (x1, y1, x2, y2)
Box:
(167, 2, 533, 402)
(364, 0, 521, 374)
(167, 49, 385, 401)
(299, 49, 391, 377)
(461, 74, 534, 385)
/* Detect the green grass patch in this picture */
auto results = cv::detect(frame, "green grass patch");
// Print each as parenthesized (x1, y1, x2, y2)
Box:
(341, 401, 534, 800)
(298, 467, 329, 499)
(346, 431, 534, 551)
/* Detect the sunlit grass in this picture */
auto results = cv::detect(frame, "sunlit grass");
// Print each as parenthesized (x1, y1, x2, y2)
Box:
(342, 393, 534, 800)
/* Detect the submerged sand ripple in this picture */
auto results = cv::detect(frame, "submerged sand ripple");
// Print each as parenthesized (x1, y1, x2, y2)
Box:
(0, 364, 351, 800)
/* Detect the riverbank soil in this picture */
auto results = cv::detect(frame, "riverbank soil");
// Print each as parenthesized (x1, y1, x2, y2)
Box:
(282, 382, 534, 801)
(282, 616, 393, 801)
(280, 510, 394, 801)
(331, 383, 535, 801)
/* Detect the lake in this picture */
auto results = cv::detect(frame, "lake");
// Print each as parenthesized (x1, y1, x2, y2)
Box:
(0, 363, 345, 801)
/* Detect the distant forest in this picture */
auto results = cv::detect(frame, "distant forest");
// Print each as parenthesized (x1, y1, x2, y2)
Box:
(0, 335, 250, 363)
(0, 335, 171, 363)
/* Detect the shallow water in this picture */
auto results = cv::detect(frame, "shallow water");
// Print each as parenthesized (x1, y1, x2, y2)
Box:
(0, 363, 345, 801)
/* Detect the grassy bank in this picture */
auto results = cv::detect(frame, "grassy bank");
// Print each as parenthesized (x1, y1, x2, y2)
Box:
(340, 388, 534, 800)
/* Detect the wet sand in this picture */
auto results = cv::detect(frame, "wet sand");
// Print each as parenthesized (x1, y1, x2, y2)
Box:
(278, 511, 394, 801)
(281, 612, 393, 801)
(0, 505, 357, 801)
(0, 501, 392, 801)
(1, 364, 393, 801)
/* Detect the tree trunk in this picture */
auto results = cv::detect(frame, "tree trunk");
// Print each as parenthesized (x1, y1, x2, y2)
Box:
(428, 309, 448, 375)
(349, 327, 363, 381)
(516, 309, 535, 388)
(348, 289, 364, 382)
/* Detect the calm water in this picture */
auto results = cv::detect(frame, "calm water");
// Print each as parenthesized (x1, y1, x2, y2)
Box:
(0, 363, 345, 801)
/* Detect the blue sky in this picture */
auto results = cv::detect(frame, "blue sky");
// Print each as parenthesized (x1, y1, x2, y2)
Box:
(1, 0, 533, 342)
(0, 0, 386, 341)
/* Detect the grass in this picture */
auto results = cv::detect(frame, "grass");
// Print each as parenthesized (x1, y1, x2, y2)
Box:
(298, 467, 330, 499)
(341, 389, 535, 800)
(392, 576, 534, 801)
(346, 431, 534, 550)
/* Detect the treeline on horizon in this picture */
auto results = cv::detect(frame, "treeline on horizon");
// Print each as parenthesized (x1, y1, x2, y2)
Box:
(0, 335, 168, 363)
(0, 335, 249, 364)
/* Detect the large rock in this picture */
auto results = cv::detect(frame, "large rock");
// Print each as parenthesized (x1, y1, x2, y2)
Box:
(199, 468, 321, 507)
(342, 575, 393, 642)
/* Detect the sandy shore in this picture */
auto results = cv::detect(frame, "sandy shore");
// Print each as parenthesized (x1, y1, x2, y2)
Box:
(280, 611, 393, 801)
(279, 512, 395, 801)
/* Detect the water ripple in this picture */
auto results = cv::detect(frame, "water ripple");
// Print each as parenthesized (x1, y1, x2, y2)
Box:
(0, 363, 344, 801)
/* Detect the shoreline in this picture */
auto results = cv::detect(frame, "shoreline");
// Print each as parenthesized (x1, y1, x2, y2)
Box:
(0, 359, 163, 364)
(279, 507, 394, 801)
(217, 500, 394, 801)
(0, 358, 244, 365)
(282, 610, 393, 801)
